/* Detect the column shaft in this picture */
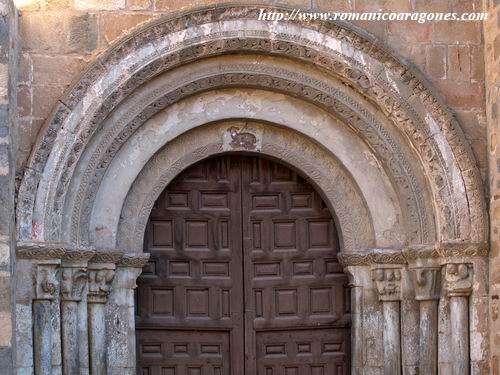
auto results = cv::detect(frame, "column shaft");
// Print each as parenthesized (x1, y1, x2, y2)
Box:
(350, 284, 363, 373)
(61, 301, 79, 374)
(419, 300, 438, 375)
(89, 303, 106, 375)
(443, 263, 473, 375)
(450, 297, 469, 375)
(401, 299, 419, 374)
(33, 300, 52, 375)
(383, 301, 401, 374)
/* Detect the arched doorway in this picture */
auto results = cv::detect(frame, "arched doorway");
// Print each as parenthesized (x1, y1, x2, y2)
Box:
(136, 155, 351, 374)
(14, 5, 489, 374)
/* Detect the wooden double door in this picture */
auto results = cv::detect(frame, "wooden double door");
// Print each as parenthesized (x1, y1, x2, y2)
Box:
(136, 155, 350, 375)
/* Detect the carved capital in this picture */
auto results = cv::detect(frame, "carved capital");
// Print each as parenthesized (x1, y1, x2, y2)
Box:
(59, 267, 88, 302)
(410, 267, 441, 301)
(86, 251, 122, 303)
(87, 264, 116, 304)
(443, 263, 473, 297)
(371, 266, 402, 301)
(35, 262, 60, 300)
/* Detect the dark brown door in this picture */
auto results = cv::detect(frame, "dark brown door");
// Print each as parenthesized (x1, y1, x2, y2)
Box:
(136, 156, 350, 375)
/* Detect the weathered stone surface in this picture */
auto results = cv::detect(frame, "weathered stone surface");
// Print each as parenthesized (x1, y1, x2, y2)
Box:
(126, 0, 152, 10)
(31, 55, 86, 86)
(68, 14, 98, 53)
(74, 0, 125, 10)
(425, 45, 447, 79)
(0, 0, 18, 370)
(101, 14, 154, 45)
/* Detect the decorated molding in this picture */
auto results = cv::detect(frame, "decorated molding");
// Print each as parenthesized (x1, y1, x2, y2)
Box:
(338, 242, 487, 267)
(443, 263, 473, 297)
(371, 266, 403, 301)
(117, 254, 150, 268)
(63, 249, 95, 263)
(338, 250, 406, 267)
(17, 242, 96, 262)
(17, 242, 67, 260)
(35, 263, 60, 300)
(402, 245, 439, 262)
(410, 267, 441, 301)
(59, 267, 88, 302)
(90, 251, 123, 264)
(439, 243, 488, 258)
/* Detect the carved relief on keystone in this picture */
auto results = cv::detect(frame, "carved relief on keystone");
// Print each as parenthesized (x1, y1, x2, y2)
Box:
(36, 264, 59, 300)
(222, 124, 263, 152)
(59, 267, 88, 302)
(443, 263, 473, 297)
(87, 269, 115, 304)
(371, 267, 402, 301)
(410, 267, 441, 301)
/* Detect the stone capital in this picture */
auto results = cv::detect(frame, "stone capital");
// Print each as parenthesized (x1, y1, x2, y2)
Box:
(87, 253, 121, 304)
(59, 267, 88, 302)
(443, 263, 473, 297)
(409, 266, 441, 301)
(371, 266, 402, 301)
(87, 266, 115, 304)
(35, 261, 60, 300)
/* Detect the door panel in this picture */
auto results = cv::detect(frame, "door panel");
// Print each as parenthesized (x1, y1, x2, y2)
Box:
(241, 157, 350, 374)
(256, 329, 349, 375)
(137, 156, 244, 375)
(137, 155, 350, 375)
(138, 330, 230, 375)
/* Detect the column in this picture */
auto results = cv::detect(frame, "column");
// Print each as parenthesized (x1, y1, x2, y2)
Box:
(371, 266, 403, 374)
(443, 263, 473, 375)
(344, 266, 367, 375)
(400, 271, 419, 375)
(409, 266, 441, 375)
(33, 260, 60, 375)
(87, 253, 120, 375)
(59, 250, 94, 375)
(107, 254, 149, 375)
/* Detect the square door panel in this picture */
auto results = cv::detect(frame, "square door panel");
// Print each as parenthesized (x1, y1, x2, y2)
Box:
(273, 221, 296, 249)
(185, 220, 209, 249)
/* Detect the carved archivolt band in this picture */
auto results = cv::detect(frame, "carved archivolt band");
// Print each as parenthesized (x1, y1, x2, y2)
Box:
(338, 242, 488, 267)
(117, 122, 374, 253)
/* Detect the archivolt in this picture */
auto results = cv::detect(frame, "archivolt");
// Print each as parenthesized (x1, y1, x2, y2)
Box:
(16, 4, 487, 252)
(116, 121, 375, 253)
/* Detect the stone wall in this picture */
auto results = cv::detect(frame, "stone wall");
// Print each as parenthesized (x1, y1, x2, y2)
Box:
(485, 0, 500, 372)
(0, 0, 17, 372)
(15, 0, 488, 180)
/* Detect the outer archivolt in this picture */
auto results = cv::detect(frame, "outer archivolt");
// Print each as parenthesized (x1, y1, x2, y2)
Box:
(16, 5, 487, 251)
